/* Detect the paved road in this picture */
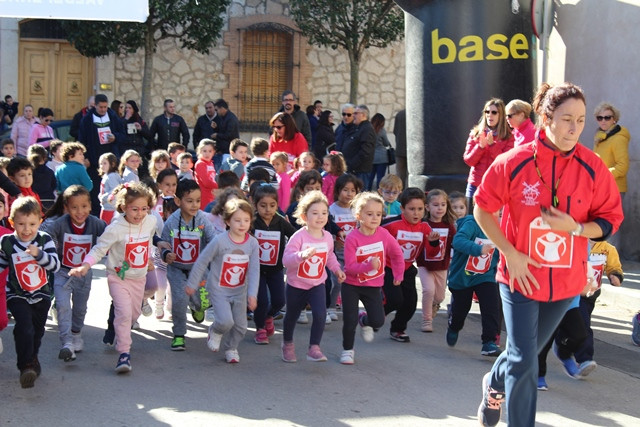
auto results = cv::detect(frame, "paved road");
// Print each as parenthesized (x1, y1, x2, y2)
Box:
(1, 262, 639, 426)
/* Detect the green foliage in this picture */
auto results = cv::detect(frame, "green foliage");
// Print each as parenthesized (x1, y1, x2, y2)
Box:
(290, 0, 404, 61)
(60, 0, 230, 58)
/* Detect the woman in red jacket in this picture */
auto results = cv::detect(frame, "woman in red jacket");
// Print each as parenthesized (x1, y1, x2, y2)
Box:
(473, 83, 623, 427)
(463, 98, 514, 210)
(268, 112, 307, 171)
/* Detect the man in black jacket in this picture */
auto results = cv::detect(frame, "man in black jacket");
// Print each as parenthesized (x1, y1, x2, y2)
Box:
(149, 99, 190, 150)
(341, 104, 376, 185)
(193, 101, 218, 145)
(78, 94, 125, 215)
(279, 90, 311, 147)
(211, 98, 240, 171)
(70, 96, 95, 140)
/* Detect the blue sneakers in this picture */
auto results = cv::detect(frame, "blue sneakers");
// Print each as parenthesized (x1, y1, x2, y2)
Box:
(537, 376, 549, 391)
(553, 342, 580, 378)
(115, 353, 131, 374)
(477, 372, 505, 426)
(481, 341, 501, 357)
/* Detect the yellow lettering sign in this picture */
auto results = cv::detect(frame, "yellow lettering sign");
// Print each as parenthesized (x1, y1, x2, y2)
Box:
(431, 29, 529, 64)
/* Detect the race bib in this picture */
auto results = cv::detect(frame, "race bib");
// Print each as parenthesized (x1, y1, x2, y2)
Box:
(172, 230, 201, 264)
(62, 233, 92, 268)
(296, 242, 328, 280)
(220, 253, 249, 288)
(125, 234, 150, 269)
(355, 241, 384, 283)
(12, 252, 47, 292)
(397, 230, 423, 263)
(424, 227, 449, 261)
(465, 238, 496, 274)
(97, 126, 112, 145)
(334, 213, 357, 244)
(255, 230, 280, 266)
(528, 217, 573, 268)
(588, 253, 607, 290)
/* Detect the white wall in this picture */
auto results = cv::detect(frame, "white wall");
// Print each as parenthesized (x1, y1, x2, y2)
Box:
(0, 19, 19, 99)
(552, 0, 640, 259)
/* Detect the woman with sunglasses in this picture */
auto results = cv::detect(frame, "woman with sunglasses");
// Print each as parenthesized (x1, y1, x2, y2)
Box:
(268, 112, 308, 170)
(505, 99, 536, 147)
(463, 98, 514, 209)
(28, 107, 55, 150)
(473, 82, 623, 427)
(11, 104, 37, 157)
(593, 102, 629, 197)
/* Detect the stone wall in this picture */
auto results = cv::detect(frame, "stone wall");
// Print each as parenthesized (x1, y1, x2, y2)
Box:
(109, 0, 406, 136)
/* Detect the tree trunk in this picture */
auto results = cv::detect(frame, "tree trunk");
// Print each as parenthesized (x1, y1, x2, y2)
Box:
(348, 52, 360, 104)
(140, 22, 155, 122)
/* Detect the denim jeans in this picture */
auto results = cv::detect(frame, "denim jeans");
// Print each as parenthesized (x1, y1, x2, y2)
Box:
(487, 285, 573, 427)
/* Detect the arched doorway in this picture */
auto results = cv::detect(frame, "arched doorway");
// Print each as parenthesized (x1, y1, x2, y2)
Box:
(18, 20, 94, 119)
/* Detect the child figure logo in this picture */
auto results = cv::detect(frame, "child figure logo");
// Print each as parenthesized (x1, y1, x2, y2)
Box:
(12, 252, 47, 292)
(521, 181, 540, 206)
(535, 232, 567, 262)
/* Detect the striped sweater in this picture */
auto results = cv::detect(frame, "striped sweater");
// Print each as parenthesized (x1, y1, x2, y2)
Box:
(0, 231, 61, 303)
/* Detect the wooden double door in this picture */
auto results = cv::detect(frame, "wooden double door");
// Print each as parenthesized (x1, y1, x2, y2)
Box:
(19, 41, 94, 119)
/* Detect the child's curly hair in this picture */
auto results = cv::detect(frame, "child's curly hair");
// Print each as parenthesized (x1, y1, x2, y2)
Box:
(350, 191, 385, 218)
(113, 182, 156, 213)
(222, 198, 254, 223)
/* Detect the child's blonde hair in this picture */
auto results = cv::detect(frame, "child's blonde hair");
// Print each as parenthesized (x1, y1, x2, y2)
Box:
(113, 182, 156, 213)
(425, 188, 457, 225)
(99, 152, 118, 176)
(222, 198, 254, 223)
(27, 144, 48, 166)
(9, 196, 41, 221)
(298, 151, 319, 170)
(148, 149, 170, 179)
(269, 151, 288, 166)
(351, 191, 385, 218)
(378, 174, 403, 192)
(323, 152, 346, 176)
(294, 190, 328, 226)
(118, 149, 141, 176)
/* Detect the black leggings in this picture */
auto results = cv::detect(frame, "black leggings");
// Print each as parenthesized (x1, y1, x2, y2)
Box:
(341, 283, 385, 350)
(383, 265, 417, 333)
(282, 284, 326, 346)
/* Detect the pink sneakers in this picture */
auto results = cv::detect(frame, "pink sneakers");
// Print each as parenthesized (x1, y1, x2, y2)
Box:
(265, 316, 275, 337)
(306, 345, 328, 362)
(281, 342, 297, 363)
(255, 328, 269, 345)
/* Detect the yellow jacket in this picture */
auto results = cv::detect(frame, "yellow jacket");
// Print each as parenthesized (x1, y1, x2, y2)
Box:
(594, 125, 630, 192)
(590, 241, 623, 279)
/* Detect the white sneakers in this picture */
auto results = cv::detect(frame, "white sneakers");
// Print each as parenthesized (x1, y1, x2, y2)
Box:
(141, 299, 153, 317)
(297, 310, 309, 324)
(225, 349, 240, 363)
(207, 327, 223, 352)
(340, 350, 355, 365)
(72, 332, 84, 352)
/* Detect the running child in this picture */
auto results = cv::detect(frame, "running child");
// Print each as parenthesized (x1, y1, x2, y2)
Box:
(446, 211, 501, 356)
(185, 198, 259, 363)
(327, 173, 363, 321)
(281, 191, 345, 362)
(251, 183, 295, 344)
(1, 197, 60, 387)
(417, 189, 457, 332)
(69, 183, 157, 374)
(119, 149, 142, 183)
(377, 174, 403, 217)
(194, 139, 218, 209)
(381, 187, 440, 342)
(161, 179, 217, 350)
(341, 192, 404, 364)
(322, 151, 346, 205)
(98, 152, 121, 224)
(46, 186, 107, 362)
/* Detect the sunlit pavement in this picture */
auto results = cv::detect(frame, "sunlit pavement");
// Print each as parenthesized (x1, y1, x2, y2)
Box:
(1, 261, 639, 426)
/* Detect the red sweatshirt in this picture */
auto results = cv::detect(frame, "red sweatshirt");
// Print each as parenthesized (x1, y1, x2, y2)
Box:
(416, 220, 456, 271)
(474, 131, 623, 302)
(194, 159, 217, 209)
(381, 214, 440, 271)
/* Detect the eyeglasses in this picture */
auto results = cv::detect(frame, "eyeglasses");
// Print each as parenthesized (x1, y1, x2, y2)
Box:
(596, 115, 613, 121)
(484, 110, 499, 116)
(42, 118, 53, 123)
(283, 98, 295, 102)
(382, 190, 399, 196)
(342, 112, 352, 117)
(506, 113, 517, 118)
(272, 125, 284, 130)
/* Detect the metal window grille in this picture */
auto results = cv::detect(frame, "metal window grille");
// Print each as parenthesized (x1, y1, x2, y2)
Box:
(238, 24, 294, 133)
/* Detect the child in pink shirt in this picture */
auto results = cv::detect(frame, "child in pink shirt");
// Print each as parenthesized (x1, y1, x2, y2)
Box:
(270, 151, 291, 212)
(341, 192, 404, 364)
(322, 151, 346, 205)
(281, 191, 345, 363)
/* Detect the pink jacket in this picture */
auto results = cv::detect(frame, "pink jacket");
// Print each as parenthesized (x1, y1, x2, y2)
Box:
(463, 132, 514, 186)
(513, 118, 536, 147)
(282, 228, 341, 290)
